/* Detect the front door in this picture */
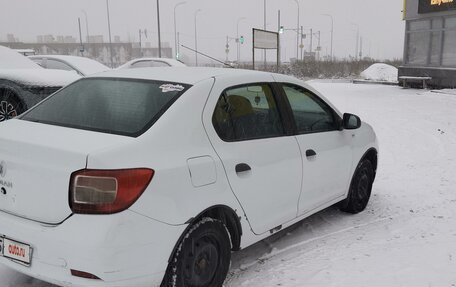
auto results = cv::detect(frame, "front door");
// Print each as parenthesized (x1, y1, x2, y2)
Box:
(279, 84, 353, 215)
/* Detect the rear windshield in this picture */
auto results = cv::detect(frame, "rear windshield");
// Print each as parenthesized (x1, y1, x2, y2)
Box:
(21, 78, 190, 137)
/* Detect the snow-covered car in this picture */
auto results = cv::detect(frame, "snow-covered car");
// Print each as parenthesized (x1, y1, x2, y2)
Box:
(117, 57, 186, 69)
(0, 46, 80, 122)
(29, 55, 110, 76)
(0, 68, 378, 287)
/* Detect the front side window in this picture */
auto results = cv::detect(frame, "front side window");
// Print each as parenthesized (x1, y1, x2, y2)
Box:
(282, 84, 338, 134)
(212, 84, 284, 141)
(21, 78, 190, 137)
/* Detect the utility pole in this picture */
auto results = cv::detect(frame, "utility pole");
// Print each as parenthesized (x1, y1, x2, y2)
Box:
(359, 36, 363, 59)
(294, 0, 300, 60)
(309, 28, 313, 55)
(278, 10, 281, 64)
(82, 10, 89, 45)
(106, 0, 114, 67)
(174, 2, 186, 60)
(322, 14, 334, 61)
(78, 18, 84, 56)
(226, 36, 229, 62)
(351, 23, 359, 60)
(264, 0, 267, 68)
(300, 26, 304, 60)
(156, 0, 162, 58)
(194, 9, 202, 66)
(236, 17, 246, 63)
(139, 30, 142, 57)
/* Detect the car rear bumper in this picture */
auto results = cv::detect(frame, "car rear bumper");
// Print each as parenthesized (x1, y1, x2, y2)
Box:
(0, 210, 186, 287)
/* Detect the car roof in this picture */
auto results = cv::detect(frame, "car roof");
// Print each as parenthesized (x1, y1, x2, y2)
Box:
(87, 67, 275, 85)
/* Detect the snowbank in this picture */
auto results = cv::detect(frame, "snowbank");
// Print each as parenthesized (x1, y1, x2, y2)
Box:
(360, 63, 398, 83)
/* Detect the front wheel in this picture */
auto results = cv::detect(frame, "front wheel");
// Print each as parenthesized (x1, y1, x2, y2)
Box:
(339, 159, 374, 214)
(162, 218, 231, 287)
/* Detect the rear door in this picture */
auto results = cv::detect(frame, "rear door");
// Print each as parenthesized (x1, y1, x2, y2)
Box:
(279, 83, 354, 215)
(203, 74, 302, 235)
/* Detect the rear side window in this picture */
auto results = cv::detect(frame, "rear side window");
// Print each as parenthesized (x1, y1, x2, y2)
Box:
(21, 78, 190, 137)
(212, 84, 284, 141)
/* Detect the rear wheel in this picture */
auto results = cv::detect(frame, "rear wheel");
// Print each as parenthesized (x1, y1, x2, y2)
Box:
(162, 218, 231, 287)
(339, 159, 374, 214)
(0, 88, 25, 122)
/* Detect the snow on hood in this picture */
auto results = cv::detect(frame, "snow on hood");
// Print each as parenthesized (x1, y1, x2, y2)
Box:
(360, 63, 398, 83)
(0, 69, 81, 87)
(0, 45, 41, 69)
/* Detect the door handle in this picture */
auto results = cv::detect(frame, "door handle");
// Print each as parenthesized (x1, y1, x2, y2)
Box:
(306, 149, 317, 157)
(235, 163, 251, 173)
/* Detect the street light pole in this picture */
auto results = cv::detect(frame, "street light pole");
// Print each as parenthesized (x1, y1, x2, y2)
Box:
(264, 0, 266, 68)
(81, 10, 89, 44)
(156, 0, 162, 58)
(351, 22, 359, 60)
(322, 14, 334, 61)
(194, 9, 202, 66)
(237, 17, 246, 63)
(106, 0, 114, 67)
(174, 2, 186, 60)
(293, 0, 300, 60)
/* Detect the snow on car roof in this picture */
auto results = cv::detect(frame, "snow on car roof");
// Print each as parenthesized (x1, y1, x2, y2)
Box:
(0, 69, 81, 87)
(0, 45, 41, 69)
(88, 67, 271, 85)
(30, 55, 110, 76)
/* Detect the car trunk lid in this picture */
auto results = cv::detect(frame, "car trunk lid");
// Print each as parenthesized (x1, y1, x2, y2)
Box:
(0, 119, 133, 224)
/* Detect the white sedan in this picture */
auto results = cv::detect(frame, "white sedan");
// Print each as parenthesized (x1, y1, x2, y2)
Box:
(0, 68, 378, 287)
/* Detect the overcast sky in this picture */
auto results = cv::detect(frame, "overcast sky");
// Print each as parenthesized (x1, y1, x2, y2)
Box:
(0, 0, 405, 63)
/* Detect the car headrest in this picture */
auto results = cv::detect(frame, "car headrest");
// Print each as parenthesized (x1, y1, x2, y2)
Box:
(227, 95, 253, 118)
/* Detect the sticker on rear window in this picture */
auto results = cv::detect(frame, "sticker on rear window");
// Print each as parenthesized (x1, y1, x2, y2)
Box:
(160, 84, 185, 93)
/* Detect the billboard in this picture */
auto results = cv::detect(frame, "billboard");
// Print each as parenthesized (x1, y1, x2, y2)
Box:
(253, 29, 279, 50)
(418, 0, 456, 13)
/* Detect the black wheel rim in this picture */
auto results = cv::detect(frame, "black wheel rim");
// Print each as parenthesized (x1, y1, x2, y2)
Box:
(183, 235, 220, 287)
(0, 100, 18, 122)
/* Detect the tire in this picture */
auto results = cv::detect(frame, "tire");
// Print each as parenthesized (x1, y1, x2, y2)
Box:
(339, 159, 374, 214)
(161, 218, 231, 287)
(0, 88, 25, 122)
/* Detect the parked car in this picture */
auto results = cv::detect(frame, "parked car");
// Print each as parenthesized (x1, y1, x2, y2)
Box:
(0, 68, 378, 287)
(29, 55, 110, 76)
(0, 46, 80, 122)
(117, 57, 187, 69)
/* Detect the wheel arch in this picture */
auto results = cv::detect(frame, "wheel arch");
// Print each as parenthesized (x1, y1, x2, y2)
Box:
(359, 147, 378, 180)
(168, 204, 242, 263)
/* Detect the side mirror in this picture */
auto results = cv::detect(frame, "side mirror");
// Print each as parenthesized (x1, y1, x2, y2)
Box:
(343, 113, 361, 130)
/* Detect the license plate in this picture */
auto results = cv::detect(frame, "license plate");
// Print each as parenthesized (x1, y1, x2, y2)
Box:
(0, 237, 32, 266)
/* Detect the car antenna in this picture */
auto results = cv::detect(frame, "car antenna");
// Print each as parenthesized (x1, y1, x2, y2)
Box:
(180, 45, 235, 68)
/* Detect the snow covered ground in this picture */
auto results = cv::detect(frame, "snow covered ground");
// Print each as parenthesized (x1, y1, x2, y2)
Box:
(1, 82, 455, 287)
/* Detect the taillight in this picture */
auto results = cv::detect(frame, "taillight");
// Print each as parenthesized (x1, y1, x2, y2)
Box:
(69, 168, 154, 214)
